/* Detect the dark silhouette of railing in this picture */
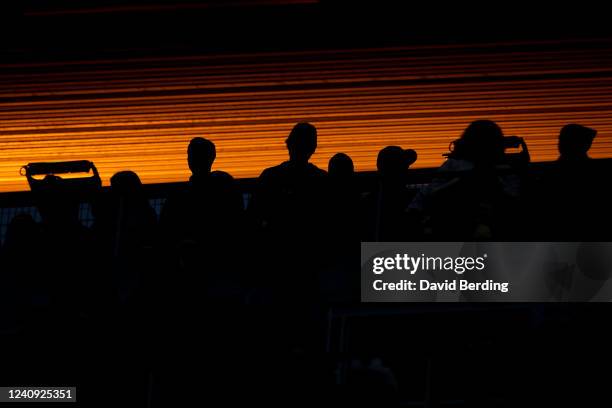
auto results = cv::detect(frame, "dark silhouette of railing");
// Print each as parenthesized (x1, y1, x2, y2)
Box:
(2, 160, 604, 244)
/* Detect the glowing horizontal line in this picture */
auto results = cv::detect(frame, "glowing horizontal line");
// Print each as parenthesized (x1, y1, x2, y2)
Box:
(2, 42, 612, 192)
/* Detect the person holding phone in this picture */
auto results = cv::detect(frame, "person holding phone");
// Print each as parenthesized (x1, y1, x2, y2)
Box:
(407, 120, 530, 239)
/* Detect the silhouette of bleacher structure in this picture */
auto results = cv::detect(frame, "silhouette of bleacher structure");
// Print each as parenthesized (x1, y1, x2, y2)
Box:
(1, 120, 612, 407)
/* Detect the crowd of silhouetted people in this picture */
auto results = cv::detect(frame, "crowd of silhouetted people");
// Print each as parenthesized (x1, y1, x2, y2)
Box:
(1, 119, 611, 406)
(1, 117, 609, 311)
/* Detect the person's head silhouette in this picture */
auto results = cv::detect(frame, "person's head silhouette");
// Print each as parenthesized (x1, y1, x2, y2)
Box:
(110, 170, 143, 196)
(35, 175, 80, 227)
(286, 122, 317, 164)
(558, 124, 596, 161)
(376, 146, 417, 179)
(451, 120, 505, 165)
(188, 137, 216, 177)
(329, 153, 354, 179)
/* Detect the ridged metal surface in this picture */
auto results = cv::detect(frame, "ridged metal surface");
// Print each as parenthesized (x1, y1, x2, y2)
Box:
(1, 39, 612, 192)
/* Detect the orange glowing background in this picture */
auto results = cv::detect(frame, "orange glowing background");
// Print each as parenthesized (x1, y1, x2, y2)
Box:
(2, 39, 612, 192)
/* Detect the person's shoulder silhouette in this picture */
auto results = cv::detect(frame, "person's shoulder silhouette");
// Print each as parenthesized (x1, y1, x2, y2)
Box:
(182, 136, 238, 194)
(108, 170, 157, 236)
(185, 137, 241, 212)
(557, 123, 596, 164)
(377, 146, 417, 181)
(410, 120, 527, 239)
(327, 151, 359, 226)
(536, 123, 604, 239)
(253, 122, 328, 238)
(187, 136, 216, 182)
(548, 123, 598, 188)
(160, 136, 242, 246)
(447, 119, 505, 168)
(255, 122, 326, 205)
(259, 122, 326, 182)
(360, 145, 417, 241)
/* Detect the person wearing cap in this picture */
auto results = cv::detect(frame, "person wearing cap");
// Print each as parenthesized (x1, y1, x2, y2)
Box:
(558, 123, 597, 162)
(535, 123, 605, 240)
(376, 146, 418, 181)
(360, 146, 418, 241)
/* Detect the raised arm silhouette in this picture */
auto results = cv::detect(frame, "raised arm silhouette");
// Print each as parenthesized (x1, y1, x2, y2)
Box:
(409, 120, 528, 240)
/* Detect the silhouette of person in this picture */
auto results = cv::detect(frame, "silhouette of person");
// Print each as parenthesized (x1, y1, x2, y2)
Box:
(328, 152, 354, 179)
(33, 175, 85, 230)
(328, 152, 358, 241)
(361, 146, 417, 241)
(249, 122, 328, 320)
(558, 123, 596, 163)
(188, 137, 216, 181)
(106, 171, 157, 252)
(25, 167, 103, 320)
(160, 137, 243, 301)
(377, 146, 417, 180)
(250, 122, 327, 237)
(92, 171, 158, 308)
(161, 137, 242, 245)
(535, 123, 607, 240)
(409, 120, 527, 239)
(323, 153, 360, 301)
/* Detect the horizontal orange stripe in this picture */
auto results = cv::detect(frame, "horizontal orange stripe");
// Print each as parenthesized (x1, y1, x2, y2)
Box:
(1, 40, 612, 192)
